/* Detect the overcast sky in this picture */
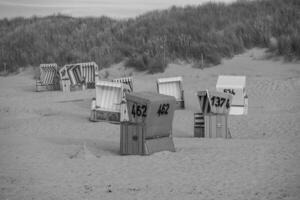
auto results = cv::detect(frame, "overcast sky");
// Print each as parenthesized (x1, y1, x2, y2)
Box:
(0, 0, 235, 19)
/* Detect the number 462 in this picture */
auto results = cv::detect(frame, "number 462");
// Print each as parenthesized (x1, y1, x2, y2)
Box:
(131, 104, 147, 118)
(157, 104, 169, 116)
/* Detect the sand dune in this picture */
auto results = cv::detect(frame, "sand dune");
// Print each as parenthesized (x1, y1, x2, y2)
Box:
(0, 48, 300, 200)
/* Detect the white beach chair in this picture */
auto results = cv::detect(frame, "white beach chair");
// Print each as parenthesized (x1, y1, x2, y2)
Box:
(90, 81, 131, 123)
(157, 76, 185, 109)
(216, 75, 247, 115)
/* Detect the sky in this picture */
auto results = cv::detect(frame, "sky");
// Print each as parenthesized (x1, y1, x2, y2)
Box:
(0, 0, 235, 19)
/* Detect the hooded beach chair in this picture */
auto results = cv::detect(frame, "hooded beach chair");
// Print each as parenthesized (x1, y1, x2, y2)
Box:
(36, 63, 59, 91)
(194, 90, 233, 138)
(90, 81, 131, 123)
(216, 75, 248, 115)
(120, 92, 176, 155)
(59, 64, 82, 92)
(157, 76, 185, 109)
(80, 62, 98, 88)
(59, 62, 99, 91)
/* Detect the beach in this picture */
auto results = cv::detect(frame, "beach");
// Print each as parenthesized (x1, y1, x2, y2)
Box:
(0, 48, 300, 200)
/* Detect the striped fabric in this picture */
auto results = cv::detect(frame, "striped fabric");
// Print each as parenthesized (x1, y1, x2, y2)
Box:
(60, 62, 98, 87)
(197, 91, 211, 114)
(112, 77, 133, 91)
(194, 112, 205, 137)
(67, 65, 77, 85)
(59, 65, 70, 80)
(95, 81, 130, 112)
(39, 63, 58, 85)
(73, 65, 83, 85)
(157, 76, 182, 84)
(80, 62, 98, 86)
(194, 113, 205, 128)
(157, 76, 183, 100)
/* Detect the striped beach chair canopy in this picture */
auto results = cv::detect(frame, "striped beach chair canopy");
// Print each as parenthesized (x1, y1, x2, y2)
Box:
(95, 81, 131, 113)
(112, 77, 133, 91)
(39, 63, 58, 85)
(67, 64, 83, 86)
(157, 76, 183, 101)
(197, 90, 232, 115)
(79, 62, 98, 87)
(60, 62, 98, 87)
(59, 64, 72, 80)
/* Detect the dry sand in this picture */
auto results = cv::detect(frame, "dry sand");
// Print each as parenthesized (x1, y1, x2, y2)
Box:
(0, 48, 300, 200)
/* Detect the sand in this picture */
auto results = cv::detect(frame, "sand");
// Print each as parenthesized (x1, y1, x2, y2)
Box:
(0, 48, 300, 200)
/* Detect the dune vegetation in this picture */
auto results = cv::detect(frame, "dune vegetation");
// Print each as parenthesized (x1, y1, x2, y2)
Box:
(0, 0, 299, 73)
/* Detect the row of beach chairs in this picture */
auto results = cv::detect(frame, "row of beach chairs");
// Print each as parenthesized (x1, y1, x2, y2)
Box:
(36, 62, 248, 122)
(36, 62, 99, 92)
(35, 62, 248, 155)
(90, 75, 248, 123)
(89, 76, 185, 122)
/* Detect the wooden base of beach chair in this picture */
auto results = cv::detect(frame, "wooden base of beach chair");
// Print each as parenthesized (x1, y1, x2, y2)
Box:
(194, 113, 230, 138)
(120, 122, 175, 155)
(36, 81, 59, 92)
(89, 109, 120, 123)
(70, 85, 85, 91)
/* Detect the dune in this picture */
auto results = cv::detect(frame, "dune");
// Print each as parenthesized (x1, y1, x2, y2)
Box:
(0, 48, 300, 200)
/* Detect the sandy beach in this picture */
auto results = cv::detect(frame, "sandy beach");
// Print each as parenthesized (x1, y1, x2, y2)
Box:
(0, 48, 299, 200)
